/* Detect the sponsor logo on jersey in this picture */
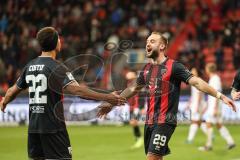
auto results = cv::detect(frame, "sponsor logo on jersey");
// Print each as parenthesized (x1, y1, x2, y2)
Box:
(30, 106, 45, 113)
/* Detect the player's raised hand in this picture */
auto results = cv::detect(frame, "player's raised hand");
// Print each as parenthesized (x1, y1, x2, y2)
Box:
(221, 94, 237, 112)
(97, 102, 113, 118)
(105, 91, 126, 106)
(0, 96, 6, 113)
(231, 91, 240, 101)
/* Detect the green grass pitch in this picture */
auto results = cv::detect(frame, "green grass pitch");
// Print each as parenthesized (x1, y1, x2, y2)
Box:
(0, 125, 239, 160)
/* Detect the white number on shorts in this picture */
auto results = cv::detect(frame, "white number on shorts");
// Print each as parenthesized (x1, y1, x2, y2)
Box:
(153, 134, 167, 146)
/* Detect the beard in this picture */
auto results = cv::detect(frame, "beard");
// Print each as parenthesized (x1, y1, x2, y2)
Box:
(146, 48, 159, 59)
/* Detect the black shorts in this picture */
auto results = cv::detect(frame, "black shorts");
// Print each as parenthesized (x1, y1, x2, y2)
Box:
(144, 124, 176, 157)
(28, 130, 72, 159)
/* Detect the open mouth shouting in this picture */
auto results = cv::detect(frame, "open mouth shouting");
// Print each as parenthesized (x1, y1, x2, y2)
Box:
(146, 47, 152, 55)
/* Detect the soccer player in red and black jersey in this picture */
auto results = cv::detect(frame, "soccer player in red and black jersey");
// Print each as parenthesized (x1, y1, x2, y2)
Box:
(0, 27, 126, 160)
(97, 32, 236, 160)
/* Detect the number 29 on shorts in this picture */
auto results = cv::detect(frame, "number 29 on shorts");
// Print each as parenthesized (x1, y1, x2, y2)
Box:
(153, 134, 167, 146)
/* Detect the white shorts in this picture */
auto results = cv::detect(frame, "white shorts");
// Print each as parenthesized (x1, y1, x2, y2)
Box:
(205, 105, 222, 124)
(190, 112, 201, 121)
(206, 114, 223, 124)
(189, 101, 206, 122)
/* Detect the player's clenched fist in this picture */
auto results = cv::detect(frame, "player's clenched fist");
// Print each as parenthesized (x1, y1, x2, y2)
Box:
(231, 91, 240, 101)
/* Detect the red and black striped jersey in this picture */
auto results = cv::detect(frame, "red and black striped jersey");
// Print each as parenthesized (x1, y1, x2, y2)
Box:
(136, 58, 193, 125)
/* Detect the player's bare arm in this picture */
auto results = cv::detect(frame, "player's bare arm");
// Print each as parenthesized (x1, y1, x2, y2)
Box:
(97, 80, 144, 118)
(64, 81, 126, 106)
(188, 76, 236, 112)
(231, 88, 240, 101)
(0, 84, 23, 112)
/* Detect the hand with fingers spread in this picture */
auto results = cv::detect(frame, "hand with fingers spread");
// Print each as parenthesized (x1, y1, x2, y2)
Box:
(97, 102, 114, 118)
(221, 94, 237, 112)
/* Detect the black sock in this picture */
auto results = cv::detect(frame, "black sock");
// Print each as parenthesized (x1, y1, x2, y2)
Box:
(133, 126, 141, 138)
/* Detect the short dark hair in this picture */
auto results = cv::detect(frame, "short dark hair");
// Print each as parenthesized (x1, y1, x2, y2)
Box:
(36, 27, 59, 52)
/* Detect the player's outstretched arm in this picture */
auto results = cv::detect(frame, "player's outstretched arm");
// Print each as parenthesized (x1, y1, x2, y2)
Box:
(97, 81, 144, 118)
(188, 76, 236, 112)
(64, 81, 126, 106)
(0, 84, 23, 112)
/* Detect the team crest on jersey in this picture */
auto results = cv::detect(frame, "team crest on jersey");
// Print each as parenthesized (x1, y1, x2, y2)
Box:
(66, 72, 74, 81)
(160, 68, 167, 75)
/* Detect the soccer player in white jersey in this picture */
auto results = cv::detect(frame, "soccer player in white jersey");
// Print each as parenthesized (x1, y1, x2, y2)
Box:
(186, 68, 207, 143)
(199, 63, 235, 151)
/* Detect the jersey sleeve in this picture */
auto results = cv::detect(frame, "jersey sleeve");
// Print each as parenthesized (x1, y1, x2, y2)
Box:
(50, 63, 76, 89)
(173, 62, 193, 84)
(232, 70, 240, 91)
(16, 66, 28, 89)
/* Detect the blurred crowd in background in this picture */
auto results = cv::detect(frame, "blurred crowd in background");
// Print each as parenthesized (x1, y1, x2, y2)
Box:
(0, 0, 240, 93)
